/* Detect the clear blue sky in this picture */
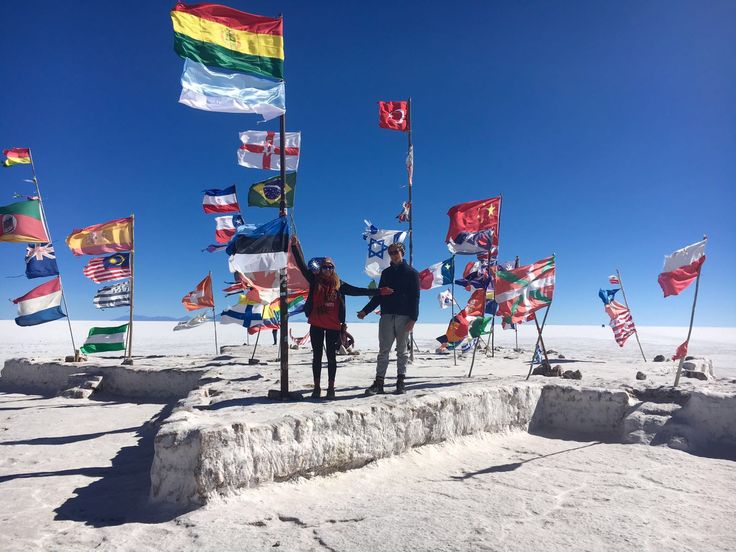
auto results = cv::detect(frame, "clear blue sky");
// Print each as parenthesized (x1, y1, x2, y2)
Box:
(1, 1, 734, 326)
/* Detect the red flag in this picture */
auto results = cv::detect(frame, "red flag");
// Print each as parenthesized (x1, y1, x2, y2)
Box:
(465, 289, 486, 317)
(445, 197, 501, 243)
(182, 274, 214, 311)
(437, 309, 469, 344)
(672, 340, 689, 361)
(378, 101, 409, 131)
(658, 240, 707, 298)
(495, 256, 555, 324)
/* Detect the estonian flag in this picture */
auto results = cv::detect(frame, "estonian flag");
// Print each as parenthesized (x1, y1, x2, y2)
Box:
(226, 217, 289, 274)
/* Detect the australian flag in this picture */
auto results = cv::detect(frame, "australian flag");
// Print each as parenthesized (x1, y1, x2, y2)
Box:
(25, 243, 59, 279)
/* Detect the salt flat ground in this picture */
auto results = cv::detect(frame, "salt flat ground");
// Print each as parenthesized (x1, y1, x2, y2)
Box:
(0, 323, 735, 551)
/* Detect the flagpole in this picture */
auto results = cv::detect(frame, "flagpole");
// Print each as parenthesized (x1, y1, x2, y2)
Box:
(123, 214, 135, 364)
(278, 111, 290, 398)
(451, 255, 457, 366)
(673, 236, 706, 387)
(490, 194, 503, 358)
(210, 271, 219, 355)
(526, 305, 551, 381)
(514, 256, 520, 351)
(27, 149, 78, 358)
(406, 97, 415, 362)
(616, 269, 647, 363)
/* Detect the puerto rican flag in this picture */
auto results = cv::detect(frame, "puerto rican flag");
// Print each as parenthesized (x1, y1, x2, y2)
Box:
(12, 276, 66, 326)
(658, 239, 707, 298)
(203, 186, 240, 214)
(215, 214, 244, 243)
(238, 131, 301, 171)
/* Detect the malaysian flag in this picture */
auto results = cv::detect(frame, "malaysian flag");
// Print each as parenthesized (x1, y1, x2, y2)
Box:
(83, 253, 131, 283)
(605, 300, 635, 347)
(608, 274, 620, 285)
(93, 281, 131, 309)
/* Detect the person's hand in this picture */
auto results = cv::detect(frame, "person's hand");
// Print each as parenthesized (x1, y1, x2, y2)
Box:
(405, 320, 415, 332)
(341, 323, 347, 332)
(357, 311, 366, 320)
(378, 287, 394, 296)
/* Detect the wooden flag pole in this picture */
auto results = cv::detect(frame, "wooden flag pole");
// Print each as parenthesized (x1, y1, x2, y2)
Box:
(27, 149, 78, 359)
(277, 113, 290, 398)
(514, 256, 520, 350)
(451, 255, 457, 366)
(210, 271, 218, 355)
(673, 236, 706, 387)
(489, 194, 503, 358)
(407, 97, 415, 363)
(615, 269, 647, 363)
(525, 305, 551, 380)
(123, 213, 135, 364)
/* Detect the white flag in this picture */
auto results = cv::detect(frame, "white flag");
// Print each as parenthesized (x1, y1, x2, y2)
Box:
(238, 130, 301, 171)
(438, 290, 454, 309)
(362, 220, 407, 278)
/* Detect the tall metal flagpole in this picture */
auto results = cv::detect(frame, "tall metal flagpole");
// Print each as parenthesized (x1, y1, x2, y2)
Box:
(490, 194, 503, 358)
(278, 112, 290, 397)
(27, 149, 77, 358)
(615, 268, 647, 362)
(210, 271, 219, 355)
(451, 255, 457, 366)
(673, 235, 706, 387)
(407, 97, 414, 362)
(124, 213, 135, 363)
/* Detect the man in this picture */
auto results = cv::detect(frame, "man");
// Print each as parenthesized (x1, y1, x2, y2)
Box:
(357, 242, 420, 395)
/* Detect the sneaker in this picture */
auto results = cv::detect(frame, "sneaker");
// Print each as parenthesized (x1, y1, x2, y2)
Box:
(325, 387, 336, 399)
(364, 377, 385, 396)
(311, 387, 321, 399)
(395, 375, 406, 395)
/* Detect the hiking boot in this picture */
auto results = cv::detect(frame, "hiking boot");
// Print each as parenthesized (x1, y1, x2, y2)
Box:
(325, 387, 336, 400)
(395, 374, 406, 395)
(311, 387, 321, 399)
(364, 376, 385, 396)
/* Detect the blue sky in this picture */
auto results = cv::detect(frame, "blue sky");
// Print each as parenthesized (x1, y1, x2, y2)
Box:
(1, 1, 734, 326)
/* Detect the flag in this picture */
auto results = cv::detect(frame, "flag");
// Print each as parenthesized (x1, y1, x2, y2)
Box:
(215, 214, 244, 243)
(66, 217, 133, 256)
(419, 258, 454, 290)
(406, 145, 414, 185)
(438, 290, 454, 309)
(82, 253, 131, 283)
(446, 197, 501, 255)
(436, 309, 469, 344)
(93, 281, 131, 309)
(532, 344, 543, 364)
(171, 2, 284, 80)
(223, 271, 253, 296)
(454, 260, 492, 290)
(658, 239, 707, 298)
(226, 216, 289, 273)
(203, 186, 240, 214)
(378, 101, 409, 131)
(0, 200, 48, 243)
(266, 292, 308, 324)
(3, 148, 31, 167)
(174, 312, 210, 331)
(179, 59, 285, 121)
(238, 131, 301, 171)
(609, 274, 620, 285)
(182, 274, 215, 311)
(495, 256, 555, 324)
(11, 276, 66, 327)
(220, 296, 270, 332)
(202, 243, 227, 253)
(80, 324, 128, 354)
(469, 316, 492, 338)
(362, 221, 407, 278)
(598, 288, 620, 305)
(672, 340, 689, 361)
(396, 201, 410, 223)
(465, 289, 487, 317)
(604, 300, 635, 347)
(248, 172, 296, 208)
(25, 243, 59, 279)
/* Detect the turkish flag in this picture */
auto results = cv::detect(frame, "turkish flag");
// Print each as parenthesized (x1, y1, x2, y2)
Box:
(182, 274, 215, 311)
(445, 197, 501, 242)
(378, 101, 409, 131)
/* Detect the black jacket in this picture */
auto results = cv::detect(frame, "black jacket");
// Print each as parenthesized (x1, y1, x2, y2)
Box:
(361, 261, 420, 321)
(293, 242, 379, 324)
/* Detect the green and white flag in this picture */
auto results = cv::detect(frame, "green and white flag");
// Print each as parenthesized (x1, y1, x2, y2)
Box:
(80, 324, 128, 355)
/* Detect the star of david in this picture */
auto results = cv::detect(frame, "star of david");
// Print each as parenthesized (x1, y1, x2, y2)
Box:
(368, 238, 388, 259)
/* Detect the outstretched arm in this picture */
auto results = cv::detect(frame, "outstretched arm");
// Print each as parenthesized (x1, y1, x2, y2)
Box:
(357, 274, 385, 317)
(290, 237, 315, 284)
(340, 282, 393, 297)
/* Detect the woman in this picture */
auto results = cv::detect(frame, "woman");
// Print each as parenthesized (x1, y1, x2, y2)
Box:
(292, 237, 392, 399)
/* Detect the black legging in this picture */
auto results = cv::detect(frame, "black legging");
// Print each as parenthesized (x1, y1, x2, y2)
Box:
(310, 325, 340, 384)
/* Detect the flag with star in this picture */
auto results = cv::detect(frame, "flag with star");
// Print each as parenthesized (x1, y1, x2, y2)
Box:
(362, 220, 407, 278)
(418, 257, 454, 290)
(248, 172, 297, 208)
(24, 243, 59, 279)
(446, 196, 501, 255)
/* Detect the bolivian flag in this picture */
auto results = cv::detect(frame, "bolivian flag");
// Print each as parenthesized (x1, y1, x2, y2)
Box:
(248, 172, 296, 208)
(66, 217, 133, 256)
(171, 2, 284, 80)
(3, 148, 31, 167)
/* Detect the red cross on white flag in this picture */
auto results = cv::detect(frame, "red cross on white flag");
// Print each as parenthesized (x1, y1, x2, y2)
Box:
(238, 130, 301, 171)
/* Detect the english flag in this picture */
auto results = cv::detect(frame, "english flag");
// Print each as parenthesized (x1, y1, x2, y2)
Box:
(182, 274, 215, 311)
(658, 239, 707, 298)
(378, 101, 409, 131)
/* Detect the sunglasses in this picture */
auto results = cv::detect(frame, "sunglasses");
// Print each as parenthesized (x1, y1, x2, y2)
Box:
(320, 264, 335, 270)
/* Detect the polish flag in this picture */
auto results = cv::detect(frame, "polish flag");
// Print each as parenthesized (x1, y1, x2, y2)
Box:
(608, 275, 620, 285)
(657, 239, 707, 298)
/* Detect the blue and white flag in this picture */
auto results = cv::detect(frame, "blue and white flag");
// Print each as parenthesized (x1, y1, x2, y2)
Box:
(532, 343, 543, 364)
(362, 220, 407, 278)
(12, 276, 66, 327)
(598, 288, 620, 305)
(180, 60, 285, 122)
(220, 298, 265, 330)
(25, 243, 59, 279)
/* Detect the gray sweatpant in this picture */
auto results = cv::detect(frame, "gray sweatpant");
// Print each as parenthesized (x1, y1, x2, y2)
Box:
(375, 314, 411, 378)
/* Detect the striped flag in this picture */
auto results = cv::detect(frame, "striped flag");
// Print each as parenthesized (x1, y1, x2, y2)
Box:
(80, 324, 128, 355)
(3, 147, 31, 167)
(608, 274, 620, 285)
(93, 281, 131, 309)
(495, 256, 555, 324)
(12, 277, 66, 327)
(202, 186, 240, 214)
(604, 300, 635, 347)
(83, 253, 131, 283)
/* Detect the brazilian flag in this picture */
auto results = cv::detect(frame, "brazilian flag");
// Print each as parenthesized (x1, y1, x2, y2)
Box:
(248, 173, 297, 208)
